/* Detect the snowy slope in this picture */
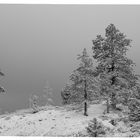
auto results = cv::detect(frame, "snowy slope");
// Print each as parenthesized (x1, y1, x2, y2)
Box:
(0, 104, 105, 136)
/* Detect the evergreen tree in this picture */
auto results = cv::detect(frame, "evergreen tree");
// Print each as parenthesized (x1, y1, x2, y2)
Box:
(29, 93, 39, 113)
(92, 24, 138, 111)
(61, 48, 99, 116)
(86, 118, 105, 137)
(43, 81, 53, 105)
(61, 83, 73, 104)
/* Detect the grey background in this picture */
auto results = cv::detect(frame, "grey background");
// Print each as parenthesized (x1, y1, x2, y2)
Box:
(0, 5, 139, 113)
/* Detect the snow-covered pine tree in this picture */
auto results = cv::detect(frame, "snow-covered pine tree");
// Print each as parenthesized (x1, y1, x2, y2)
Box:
(92, 24, 139, 111)
(61, 83, 72, 104)
(61, 48, 99, 116)
(86, 118, 105, 137)
(43, 81, 53, 105)
(29, 94, 39, 113)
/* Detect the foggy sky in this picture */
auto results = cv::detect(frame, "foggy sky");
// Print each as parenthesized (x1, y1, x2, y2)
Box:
(0, 5, 140, 113)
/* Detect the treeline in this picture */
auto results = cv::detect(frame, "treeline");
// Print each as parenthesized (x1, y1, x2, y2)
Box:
(61, 24, 140, 120)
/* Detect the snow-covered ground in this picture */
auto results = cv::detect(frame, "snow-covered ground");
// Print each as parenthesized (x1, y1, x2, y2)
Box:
(0, 103, 106, 136)
(0, 103, 138, 137)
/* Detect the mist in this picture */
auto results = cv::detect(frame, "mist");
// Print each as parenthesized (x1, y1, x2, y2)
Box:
(0, 5, 140, 113)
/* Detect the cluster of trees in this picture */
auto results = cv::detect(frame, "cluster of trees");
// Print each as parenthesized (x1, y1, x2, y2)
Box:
(61, 24, 140, 118)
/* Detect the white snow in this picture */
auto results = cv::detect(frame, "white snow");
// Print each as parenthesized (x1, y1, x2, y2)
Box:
(0, 104, 106, 136)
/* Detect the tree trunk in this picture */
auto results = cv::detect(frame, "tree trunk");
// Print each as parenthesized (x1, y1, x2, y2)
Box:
(84, 79, 88, 116)
(111, 92, 116, 109)
(107, 51, 117, 110)
(94, 131, 97, 137)
(110, 67, 117, 110)
(106, 98, 109, 113)
(84, 101, 88, 116)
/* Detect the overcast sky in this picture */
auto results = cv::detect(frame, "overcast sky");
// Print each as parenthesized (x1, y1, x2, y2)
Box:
(0, 5, 140, 113)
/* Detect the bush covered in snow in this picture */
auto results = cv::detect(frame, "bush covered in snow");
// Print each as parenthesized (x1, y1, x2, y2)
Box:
(86, 118, 106, 137)
(29, 94, 39, 114)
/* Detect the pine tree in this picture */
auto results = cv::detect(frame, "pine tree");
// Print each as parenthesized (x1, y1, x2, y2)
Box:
(92, 24, 138, 111)
(61, 48, 99, 116)
(43, 81, 53, 105)
(61, 83, 72, 104)
(86, 118, 105, 137)
(29, 94, 39, 113)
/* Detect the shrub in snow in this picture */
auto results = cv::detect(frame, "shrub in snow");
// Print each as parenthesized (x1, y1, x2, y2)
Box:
(29, 94, 39, 113)
(109, 119, 117, 126)
(70, 131, 87, 137)
(130, 122, 140, 133)
(86, 118, 106, 137)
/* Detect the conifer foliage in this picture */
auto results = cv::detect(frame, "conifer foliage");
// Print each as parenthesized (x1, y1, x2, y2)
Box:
(129, 98, 140, 122)
(29, 94, 39, 113)
(128, 85, 140, 121)
(86, 118, 105, 137)
(61, 83, 72, 104)
(43, 81, 53, 105)
(61, 48, 98, 116)
(92, 24, 138, 111)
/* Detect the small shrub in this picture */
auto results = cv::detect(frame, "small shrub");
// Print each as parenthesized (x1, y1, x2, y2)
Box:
(99, 115, 109, 121)
(117, 127, 127, 133)
(29, 94, 39, 113)
(71, 131, 87, 137)
(130, 122, 140, 133)
(86, 118, 106, 137)
(109, 119, 117, 126)
(122, 117, 129, 124)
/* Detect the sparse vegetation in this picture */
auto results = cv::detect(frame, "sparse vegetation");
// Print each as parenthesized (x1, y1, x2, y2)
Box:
(43, 81, 54, 105)
(1, 23, 140, 137)
(29, 94, 39, 113)
(59, 24, 140, 137)
(86, 118, 106, 137)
